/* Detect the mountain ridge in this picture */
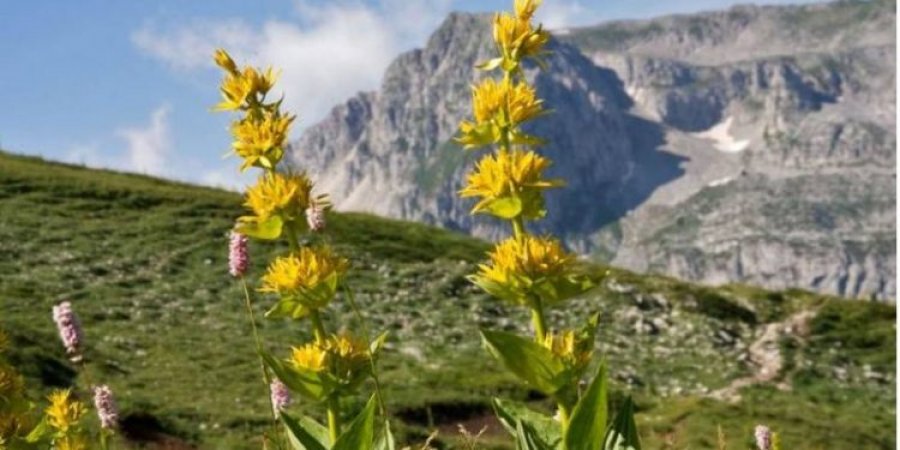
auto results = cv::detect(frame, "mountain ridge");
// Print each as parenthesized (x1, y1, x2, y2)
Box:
(286, 0, 895, 300)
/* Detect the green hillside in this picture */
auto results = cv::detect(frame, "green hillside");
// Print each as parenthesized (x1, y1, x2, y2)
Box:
(0, 151, 894, 449)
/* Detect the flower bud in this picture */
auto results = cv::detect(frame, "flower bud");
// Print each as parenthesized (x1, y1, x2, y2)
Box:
(52, 302, 84, 362)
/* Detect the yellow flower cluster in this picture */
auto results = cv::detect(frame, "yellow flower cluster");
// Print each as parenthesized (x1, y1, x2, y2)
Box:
(290, 334, 371, 379)
(45, 389, 86, 433)
(478, 235, 574, 286)
(484, 0, 549, 72)
(260, 246, 349, 302)
(541, 330, 592, 372)
(213, 49, 294, 172)
(244, 171, 314, 222)
(231, 111, 295, 171)
(459, 148, 561, 219)
(458, 78, 547, 149)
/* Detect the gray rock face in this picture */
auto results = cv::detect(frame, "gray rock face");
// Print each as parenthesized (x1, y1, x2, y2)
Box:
(288, 1, 896, 300)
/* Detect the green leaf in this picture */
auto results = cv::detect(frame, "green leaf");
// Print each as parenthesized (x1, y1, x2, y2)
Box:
(515, 419, 553, 450)
(566, 362, 608, 450)
(261, 352, 331, 401)
(492, 398, 561, 448)
(333, 394, 378, 450)
(235, 215, 284, 240)
(281, 412, 328, 450)
(374, 421, 396, 450)
(481, 329, 568, 395)
(603, 397, 641, 450)
(24, 417, 49, 443)
(482, 196, 523, 219)
(476, 57, 504, 71)
(369, 331, 390, 356)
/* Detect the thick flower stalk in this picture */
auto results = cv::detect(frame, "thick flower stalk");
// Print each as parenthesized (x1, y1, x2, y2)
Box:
(52, 302, 84, 363)
(213, 49, 387, 448)
(452, 1, 646, 448)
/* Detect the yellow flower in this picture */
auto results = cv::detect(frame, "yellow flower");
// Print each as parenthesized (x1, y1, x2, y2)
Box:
(0, 365, 23, 399)
(473, 78, 544, 127)
(480, 235, 575, 286)
(45, 389, 86, 433)
(326, 334, 371, 379)
(231, 110, 295, 171)
(213, 48, 238, 74)
(514, 0, 541, 21)
(471, 235, 592, 305)
(542, 330, 592, 372)
(214, 67, 258, 112)
(244, 171, 314, 221)
(492, 11, 549, 67)
(260, 246, 349, 298)
(457, 78, 546, 149)
(55, 435, 89, 450)
(459, 149, 561, 219)
(290, 342, 328, 372)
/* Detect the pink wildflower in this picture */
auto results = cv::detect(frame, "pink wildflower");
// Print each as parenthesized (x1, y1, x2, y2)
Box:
(228, 231, 249, 277)
(305, 206, 325, 232)
(270, 378, 291, 416)
(52, 301, 84, 362)
(93, 385, 119, 429)
(754, 425, 772, 450)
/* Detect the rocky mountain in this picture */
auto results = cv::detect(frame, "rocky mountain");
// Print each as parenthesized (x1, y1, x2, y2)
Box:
(286, 0, 896, 300)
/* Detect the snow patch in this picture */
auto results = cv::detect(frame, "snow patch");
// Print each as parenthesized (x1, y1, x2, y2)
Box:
(708, 176, 734, 187)
(693, 116, 750, 153)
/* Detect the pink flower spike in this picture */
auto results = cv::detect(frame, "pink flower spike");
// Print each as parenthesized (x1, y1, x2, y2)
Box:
(754, 425, 772, 450)
(93, 385, 119, 429)
(306, 206, 325, 232)
(52, 301, 84, 362)
(228, 231, 249, 277)
(270, 378, 291, 417)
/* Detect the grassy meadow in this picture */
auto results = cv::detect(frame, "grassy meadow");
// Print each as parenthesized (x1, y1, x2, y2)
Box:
(0, 151, 894, 449)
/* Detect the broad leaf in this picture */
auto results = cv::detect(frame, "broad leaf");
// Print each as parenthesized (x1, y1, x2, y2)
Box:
(515, 419, 553, 450)
(482, 196, 524, 219)
(332, 394, 378, 450)
(566, 362, 608, 450)
(493, 398, 561, 448)
(261, 352, 332, 401)
(235, 215, 283, 240)
(281, 412, 328, 450)
(374, 421, 396, 450)
(481, 329, 568, 395)
(603, 397, 641, 450)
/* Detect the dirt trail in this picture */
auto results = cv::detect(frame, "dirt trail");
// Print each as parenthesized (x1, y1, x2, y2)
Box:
(710, 309, 816, 402)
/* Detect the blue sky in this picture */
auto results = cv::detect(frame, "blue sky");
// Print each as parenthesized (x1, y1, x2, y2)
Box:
(1, 0, 826, 189)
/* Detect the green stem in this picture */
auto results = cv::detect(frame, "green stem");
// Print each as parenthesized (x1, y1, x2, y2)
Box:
(530, 299, 547, 343)
(241, 279, 286, 449)
(344, 286, 389, 419)
(285, 220, 300, 251)
(327, 396, 341, 443)
(557, 402, 572, 438)
(309, 309, 328, 343)
(511, 217, 525, 239)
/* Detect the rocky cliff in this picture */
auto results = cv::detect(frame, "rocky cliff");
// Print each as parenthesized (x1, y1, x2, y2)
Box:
(287, 0, 896, 300)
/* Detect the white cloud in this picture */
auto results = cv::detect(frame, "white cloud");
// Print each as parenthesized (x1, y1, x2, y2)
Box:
(131, 0, 453, 126)
(116, 105, 172, 175)
(537, 0, 604, 30)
